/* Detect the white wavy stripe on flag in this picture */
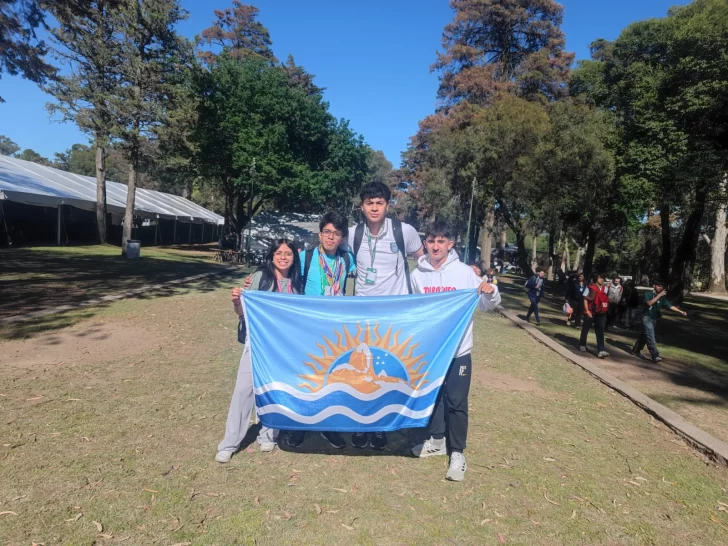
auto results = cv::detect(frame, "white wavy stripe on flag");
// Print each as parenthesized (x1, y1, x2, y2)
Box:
(254, 376, 444, 401)
(256, 403, 436, 424)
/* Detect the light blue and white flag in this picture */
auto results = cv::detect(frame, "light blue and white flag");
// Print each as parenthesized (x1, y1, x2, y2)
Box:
(244, 289, 480, 432)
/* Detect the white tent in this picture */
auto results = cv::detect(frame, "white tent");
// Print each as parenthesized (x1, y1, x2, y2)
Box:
(0, 154, 223, 225)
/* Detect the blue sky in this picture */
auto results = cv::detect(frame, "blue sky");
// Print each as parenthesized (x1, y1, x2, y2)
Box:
(0, 0, 688, 168)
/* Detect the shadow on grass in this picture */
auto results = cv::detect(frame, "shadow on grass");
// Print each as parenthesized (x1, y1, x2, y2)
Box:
(0, 245, 240, 320)
(0, 268, 245, 342)
(499, 274, 728, 409)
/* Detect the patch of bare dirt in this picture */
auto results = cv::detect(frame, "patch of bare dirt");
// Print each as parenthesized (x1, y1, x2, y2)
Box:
(475, 369, 549, 395)
(0, 320, 159, 371)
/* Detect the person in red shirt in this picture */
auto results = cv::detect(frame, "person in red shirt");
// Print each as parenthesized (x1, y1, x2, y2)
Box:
(578, 272, 610, 358)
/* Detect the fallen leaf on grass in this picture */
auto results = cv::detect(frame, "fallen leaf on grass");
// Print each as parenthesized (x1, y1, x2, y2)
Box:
(205, 493, 220, 497)
(0, 511, 18, 516)
(570, 510, 577, 520)
(11, 495, 26, 501)
(65, 513, 83, 522)
(26, 396, 43, 401)
(633, 476, 648, 482)
(332, 488, 348, 493)
(98, 533, 113, 539)
(498, 533, 506, 543)
(65, 398, 82, 402)
(480, 519, 491, 526)
(283, 512, 293, 521)
(314, 503, 322, 515)
(254, 496, 260, 505)
(93, 521, 103, 532)
(627, 481, 642, 487)
(342, 524, 355, 531)
(543, 457, 556, 462)
(494, 510, 504, 518)
(326, 510, 339, 514)
(543, 492, 560, 506)
(143, 489, 158, 493)
(170, 543, 191, 546)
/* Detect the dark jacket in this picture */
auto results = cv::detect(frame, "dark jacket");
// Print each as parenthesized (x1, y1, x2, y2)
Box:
(525, 275, 545, 298)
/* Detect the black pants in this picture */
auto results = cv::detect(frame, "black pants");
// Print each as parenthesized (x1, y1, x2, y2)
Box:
(579, 314, 606, 353)
(526, 294, 541, 322)
(430, 354, 471, 452)
(569, 298, 583, 326)
(607, 303, 619, 328)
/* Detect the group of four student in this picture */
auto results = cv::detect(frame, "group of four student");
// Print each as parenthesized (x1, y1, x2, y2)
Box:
(215, 181, 501, 482)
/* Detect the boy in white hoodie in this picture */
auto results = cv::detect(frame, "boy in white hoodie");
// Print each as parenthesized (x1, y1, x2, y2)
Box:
(410, 221, 501, 481)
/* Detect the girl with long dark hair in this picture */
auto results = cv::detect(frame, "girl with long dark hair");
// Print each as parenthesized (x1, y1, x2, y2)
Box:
(215, 239, 302, 463)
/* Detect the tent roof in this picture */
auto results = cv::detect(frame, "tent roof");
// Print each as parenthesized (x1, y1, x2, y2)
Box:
(0, 154, 223, 225)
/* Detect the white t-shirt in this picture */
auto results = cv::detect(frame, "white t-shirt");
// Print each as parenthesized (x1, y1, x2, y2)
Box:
(347, 218, 422, 296)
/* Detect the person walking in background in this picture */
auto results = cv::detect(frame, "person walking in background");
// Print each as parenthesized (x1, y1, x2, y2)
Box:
(482, 268, 499, 286)
(606, 275, 624, 331)
(579, 272, 610, 358)
(631, 279, 687, 363)
(524, 268, 546, 325)
(565, 272, 587, 327)
(624, 279, 640, 329)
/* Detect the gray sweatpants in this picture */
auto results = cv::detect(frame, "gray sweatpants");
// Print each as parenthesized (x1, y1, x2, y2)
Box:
(218, 343, 278, 452)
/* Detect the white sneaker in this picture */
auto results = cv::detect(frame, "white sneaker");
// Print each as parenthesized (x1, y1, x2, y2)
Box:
(446, 452, 467, 482)
(258, 441, 277, 452)
(597, 351, 610, 358)
(578, 346, 587, 353)
(411, 437, 447, 458)
(215, 450, 232, 463)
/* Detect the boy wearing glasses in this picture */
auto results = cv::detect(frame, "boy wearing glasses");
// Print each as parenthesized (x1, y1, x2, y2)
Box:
(286, 211, 356, 449)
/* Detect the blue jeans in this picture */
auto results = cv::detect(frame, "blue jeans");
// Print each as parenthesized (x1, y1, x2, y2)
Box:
(633, 316, 659, 359)
(526, 294, 541, 322)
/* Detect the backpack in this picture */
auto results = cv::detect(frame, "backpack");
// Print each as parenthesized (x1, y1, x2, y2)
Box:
(587, 283, 609, 315)
(302, 247, 352, 295)
(352, 218, 412, 294)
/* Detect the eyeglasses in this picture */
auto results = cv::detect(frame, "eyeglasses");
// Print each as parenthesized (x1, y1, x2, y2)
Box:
(321, 229, 343, 238)
(273, 251, 294, 258)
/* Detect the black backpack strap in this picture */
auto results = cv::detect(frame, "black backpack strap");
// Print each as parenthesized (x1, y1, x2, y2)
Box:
(302, 248, 315, 292)
(353, 223, 365, 259)
(392, 219, 412, 294)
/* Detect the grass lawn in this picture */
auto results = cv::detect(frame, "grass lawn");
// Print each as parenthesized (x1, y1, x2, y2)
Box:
(495, 274, 728, 446)
(2, 282, 728, 545)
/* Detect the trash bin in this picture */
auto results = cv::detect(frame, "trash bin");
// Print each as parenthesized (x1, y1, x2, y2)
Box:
(126, 239, 141, 259)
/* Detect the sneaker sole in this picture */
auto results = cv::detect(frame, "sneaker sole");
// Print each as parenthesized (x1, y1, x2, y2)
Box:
(413, 450, 447, 458)
(446, 472, 465, 482)
(259, 444, 276, 452)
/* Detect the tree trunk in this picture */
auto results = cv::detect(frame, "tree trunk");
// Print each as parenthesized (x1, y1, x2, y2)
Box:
(659, 203, 671, 282)
(121, 144, 138, 257)
(95, 139, 107, 244)
(499, 228, 507, 259)
(531, 233, 538, 272)
(562, 236, 570, 271)
(515, 231, 532, 276)
(708, 178, 727, 294)
(480, 204, 495, 269)
(582, 229, 597, 281)
(547, 230, 555, 280)
(670, 188, 708, 300)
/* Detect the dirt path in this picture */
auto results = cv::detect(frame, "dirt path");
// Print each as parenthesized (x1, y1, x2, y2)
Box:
(496, 275, 728, 444)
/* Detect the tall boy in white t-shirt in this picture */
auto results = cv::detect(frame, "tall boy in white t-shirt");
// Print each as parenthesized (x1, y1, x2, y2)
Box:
(346, 181, 424, 449)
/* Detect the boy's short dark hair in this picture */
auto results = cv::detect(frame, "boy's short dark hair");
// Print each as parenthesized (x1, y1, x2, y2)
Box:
(319, 211, 348, 235)
(360, 181, 391, 203)
(425, 221, 455, 240)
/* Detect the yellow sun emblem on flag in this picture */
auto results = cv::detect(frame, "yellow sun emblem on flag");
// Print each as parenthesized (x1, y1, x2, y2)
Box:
(298, 322, 428, 394)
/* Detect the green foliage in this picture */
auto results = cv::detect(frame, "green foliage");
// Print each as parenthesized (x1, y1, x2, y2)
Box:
(0, 0, 55, 102)
(192, 56, 369, 229)
(0, 134, 20, 156)
(14, 147, 50, 165)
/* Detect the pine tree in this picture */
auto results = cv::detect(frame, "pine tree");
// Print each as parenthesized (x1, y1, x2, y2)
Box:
(44, 0, 124, 244)
(433, 0, 573, 106)
(112, 0, 191, 256)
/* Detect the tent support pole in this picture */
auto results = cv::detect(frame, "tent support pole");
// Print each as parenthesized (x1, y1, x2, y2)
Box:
(188, 222, 192, 244)
(202, 222, 205, 243)
(155, 221, 159, 246)
(57, 205, 62, 246)
(173, 218, 177, 245)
